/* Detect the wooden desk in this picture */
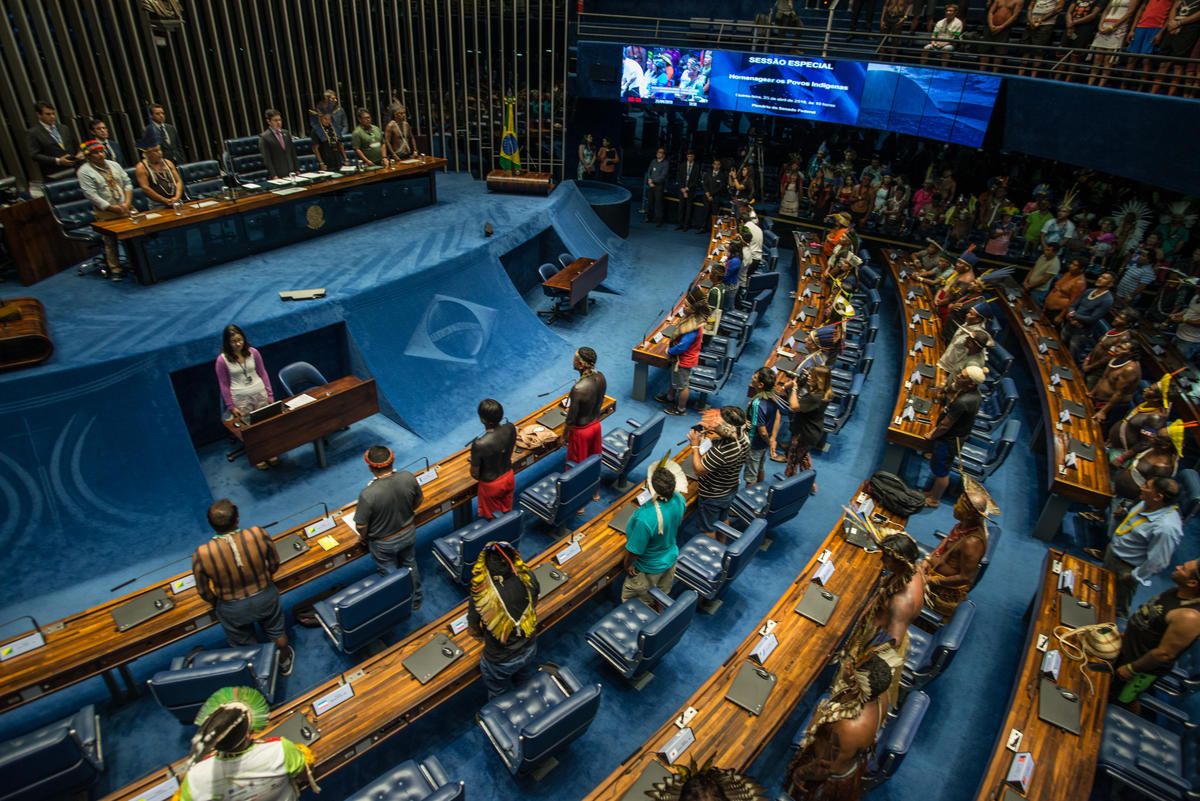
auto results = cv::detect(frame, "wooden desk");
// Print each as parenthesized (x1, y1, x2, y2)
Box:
(972, 550, 1115, 801)
(102, 448, 698, 801)
(544, 253, 610, 310)
(758, 231, 830, 376)
(630, 216, 737, 401)
(0, 297, 53, 370)
(880, 248, 949, 472)
(582, 482, 908, 800)
(993, 280, 1112, 540)
(224, 376, 379, 468)
(90, 158, 446, 284)
(0, 392, 614, 715)
(1135, 328, 1200, 448)
(0, 196, 96, 285)
(485, 169, 555, 195)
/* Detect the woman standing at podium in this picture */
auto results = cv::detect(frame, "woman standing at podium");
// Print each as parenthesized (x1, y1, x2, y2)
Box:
(215, 324, 277, 469)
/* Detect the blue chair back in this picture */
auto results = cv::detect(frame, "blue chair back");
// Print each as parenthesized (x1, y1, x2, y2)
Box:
(927, 599, 975, 674)
(724, 519, 767, 581)
(232, 153, 265, 176)
(293, 136, 313, 156)
(298, 154, 319, 172)
(186, 178, 224, 199)
(763, 469, 816, 526)
(870, 690, 930, 784)
(149, 660, 259, 720)
(638, 591, 698, 667)
(1180, 468, 1200, 523)
(344, 758, 464, 801)
(518, 682, 602, 770)
(44, 179, 85, 207)
(621, 414, 666, 477)
(554, 455, 602, 524)
(53, 199, 96, 230)
(539, 263, 567, 299)
(859, 263, 880, 288)
(278, 360, 329, 396)
(0, 706, 102, 801)
(866, 287, 882, 315)
(336, 570, 414, 633)
(558, 252, 576, 269)
(461, 510, 524, 570)
(988, 344, 1015, 378)
(747, 270, 780, 293)
(178, 160, 220, 184)
(224, 136, 259, 158)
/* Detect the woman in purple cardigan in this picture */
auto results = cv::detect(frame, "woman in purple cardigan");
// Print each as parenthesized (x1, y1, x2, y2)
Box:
(215, 324, 277, 469)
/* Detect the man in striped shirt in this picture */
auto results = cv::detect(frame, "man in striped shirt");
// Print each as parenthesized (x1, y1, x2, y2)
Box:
(192, 499, 294, 675)
(687, 405, 751, 543)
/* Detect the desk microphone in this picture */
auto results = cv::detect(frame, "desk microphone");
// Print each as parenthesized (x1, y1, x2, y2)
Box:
(264, 501, 331, 530)
(640, 309, 666, 343)
(537, 377, 576, 398)
(110, 556, 193, 592)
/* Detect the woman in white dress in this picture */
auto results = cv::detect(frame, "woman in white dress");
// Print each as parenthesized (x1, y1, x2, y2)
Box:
(215, 324, 278, 469)
(779, 167, 801, 217)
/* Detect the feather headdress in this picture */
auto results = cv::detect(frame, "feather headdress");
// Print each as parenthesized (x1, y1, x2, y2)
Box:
(646, 758, 767, 801)
(470, 543, 537, 643)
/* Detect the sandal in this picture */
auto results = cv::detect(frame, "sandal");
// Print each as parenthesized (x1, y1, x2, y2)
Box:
(664, 407, 686, 415)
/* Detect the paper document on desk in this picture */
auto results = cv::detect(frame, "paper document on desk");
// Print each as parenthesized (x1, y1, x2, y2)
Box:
(285, 393, 316, 410)
(340, 511, 355, 530)
(268, 178, 293, 186)
(300, 172, 324, 180)
(271, 187, 307, 196)
(400, 158, 422, 164)
(242, 183, 261, 190)
(195, 200, 220, 208)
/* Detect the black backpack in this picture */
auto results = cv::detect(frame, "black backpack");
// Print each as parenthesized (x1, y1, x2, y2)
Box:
(868, 470, 926, 517)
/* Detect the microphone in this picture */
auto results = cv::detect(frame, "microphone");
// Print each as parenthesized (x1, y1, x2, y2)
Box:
(538, 377, 576, 398)
(400, 455, 430, 474)
(110, 555, 194, 592)
(264, 501, 331, 529)
(640, 309, 666, 344)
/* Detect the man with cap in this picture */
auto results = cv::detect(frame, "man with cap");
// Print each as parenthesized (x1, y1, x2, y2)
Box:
(77, 138, 133, 280)
(355, 445, 425, 607)
(621, 458, 687, 604)
(925, 366, 986, 507)
(656, 287, 710, 416)
(922, 475, 997, 620)
(1093, 477, 1184, 619)
(688, 406, 751, 542)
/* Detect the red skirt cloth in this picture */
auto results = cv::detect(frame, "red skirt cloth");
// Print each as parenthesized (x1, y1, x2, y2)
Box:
(567, 419, 603, 464)
(477, 469, 515, 519)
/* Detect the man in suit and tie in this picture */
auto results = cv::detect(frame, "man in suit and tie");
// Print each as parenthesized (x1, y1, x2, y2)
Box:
(696, 157, 724, 236)
(141, 103, 184, 165)
(675, 149, 702, 231)
(26, 100, 81, 183)
(257, 109, 300, 179)
(88, 118, 125, 166)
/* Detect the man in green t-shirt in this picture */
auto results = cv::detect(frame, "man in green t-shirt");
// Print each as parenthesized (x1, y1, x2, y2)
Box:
(621, 463, 686, 604)
(1022, 196, 1053, 256)
(351, 108, 385, 166)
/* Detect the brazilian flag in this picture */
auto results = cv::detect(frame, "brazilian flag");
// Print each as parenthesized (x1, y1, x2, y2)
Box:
(499, 96, 520, 171)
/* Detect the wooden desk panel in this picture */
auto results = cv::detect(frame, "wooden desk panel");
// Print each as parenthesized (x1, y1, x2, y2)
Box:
(0, 297, 54, 370)
(485, 169, 555, 195)
(993, 280, 1111, 507)
(0, 392, 614, 714)
(972, 550, 1115, 801)
(102, 448, 699, 801)
(224, 377, 379, 465)
(0, 196, 95, 285)
(545, 254, 609, 309)
(583, 482, 907, 800)
(883, 249, 947, 452)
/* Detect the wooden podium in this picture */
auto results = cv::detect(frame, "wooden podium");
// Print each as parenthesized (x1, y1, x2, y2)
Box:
(486, 169, 555, 196)
(0, 297, 53, 370)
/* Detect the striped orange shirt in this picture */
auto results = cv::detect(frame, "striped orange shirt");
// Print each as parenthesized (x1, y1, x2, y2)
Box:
(191, 526, 279, 603)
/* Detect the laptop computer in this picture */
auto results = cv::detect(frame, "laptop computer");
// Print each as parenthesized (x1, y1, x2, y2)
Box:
(1061, 400, 1087, 418)
(915, 363, 938, 379)
(1037, 677, 1082, 735)
(725, 661, 777, 716)
(776, 355, 799, 375)
(794, 583, 839, 625)
(274, 532, 310, 565)
(1037, 336, 1061, 351)
(1060, 598, 1097, 628)
(110, 588, 176, 632)
(915, 334, 938, 348)
(1051, 365, 1075, 382)
(621, 762, 672, 801)
(536, 405, 568, 429)
(403, 633, 464, 684)
(1067, 438, 1095, 461)
(247, 400, 286, 424)
(532, 563, 569, 599)
(264, 711, 321, 746)
(609, 503, 638, 534)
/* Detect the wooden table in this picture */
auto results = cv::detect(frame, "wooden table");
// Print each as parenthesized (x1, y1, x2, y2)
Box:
(485, 169, 555, 195)
(101, 448, 698, 801)
(90, 157, 446, 284)
(757, 231, 831, 376)
(1135, 328, 1200, 448)
(224, 376, 379, 468)
(582, 481, 908, 800)
(630, 216, 737, 401)
(0, 392, 614, 715)
(880, 248, 949, 473)
(972, 550, 1115, 801)
(993, 280, 1112, 540)
(0, 196, 96, 285)
(544, 253, 610, 310)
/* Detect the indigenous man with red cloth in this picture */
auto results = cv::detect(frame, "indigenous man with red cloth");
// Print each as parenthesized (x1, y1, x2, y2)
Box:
(471, 398, 517, 519)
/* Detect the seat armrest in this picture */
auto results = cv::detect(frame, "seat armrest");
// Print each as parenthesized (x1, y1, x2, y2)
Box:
(1140, 694, 1198, 729)
(1133, 757, 1192, 792)
(625, 417, 643, 428)
(425, 785, 466, 801)
(648, 587, 673, 608)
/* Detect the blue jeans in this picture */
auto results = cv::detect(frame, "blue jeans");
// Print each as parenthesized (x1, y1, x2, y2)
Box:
(369, 528, 421, 602)
(697, 491, 736, 532)
(480, 642, 538, 699)
(215, 585, 285, 647)
(1178, 338, 1200, 364)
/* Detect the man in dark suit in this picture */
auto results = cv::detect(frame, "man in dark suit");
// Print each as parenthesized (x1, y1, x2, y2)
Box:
(26, 100, 81, 182)
(141, 103, 184, 165)
(257, 109, 300, 179)
(696, 157, 724, 236)
(88, 118, 125, 166)
(675, 149, 702, 231)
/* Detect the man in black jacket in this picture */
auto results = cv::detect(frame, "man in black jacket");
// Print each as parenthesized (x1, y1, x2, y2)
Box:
(141, 103, 184, 165)
(697, 158, 724, 236)
(258, 109, 300, 179)
(675, 150, 702, 231)
(26, 101, 80, 182)
(643, 147, 670, 227)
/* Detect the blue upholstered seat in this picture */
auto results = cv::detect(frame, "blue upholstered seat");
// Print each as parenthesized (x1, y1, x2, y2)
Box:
(147, 644, 279, 723)
(825, 373, 864, 434)
(557, 252, 575, 270)
(232, 153, 266, 179)
(177, 159, 220, 185)
(586, 588, 698, 679)
(278, 360, 329, 396)
(865, 690, 930, 789)
(314, 569, 414, 653)
(688, 336, 734, 402)
(344, 755, 465, 801)
(51, 200, 98, 239)
(476, 664, 602, 775)
(43, 178, 86, 207)
(537, 262, 573, 322)
(518, 454, 602, 534)
(675, 519, 768, 600)
(959, 418, 1020, 479)
(1098, 702, 1195, 800)
(600, 413, 666, 491)
(0, 705, 103, 801)
(1179, 468, 1200, 524)
(730, 470, 815, 530)
(903, 599, 975, 690)
(432, 509, 524, 585)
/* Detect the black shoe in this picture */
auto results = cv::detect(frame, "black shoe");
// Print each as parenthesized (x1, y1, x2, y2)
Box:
(1083, 547, 1105, 561)
(664, 406, 686, 415)
(654, 393, 673, 403)
(279, 645, 295, 676)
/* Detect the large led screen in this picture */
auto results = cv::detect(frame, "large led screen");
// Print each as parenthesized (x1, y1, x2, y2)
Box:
(621, 46, 713, 107)
(857, 64, 1002, 148)
(707, 52, 867, 124)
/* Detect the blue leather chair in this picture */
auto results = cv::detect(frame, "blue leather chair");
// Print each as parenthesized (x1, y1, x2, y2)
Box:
(432, 509, 524, 585)
(43, 178, 86, 208)
(674, 519, 767, 604)
(293, 136, 314, 156)
(730, 470, 816, 530)
(824, 373, 864, 434)
(864, 689, 930, 789)
(557, 252, 576, 270)
(298, 154, 320, 172)
(972, 377, 1019, 436)
(223, 135, 259, 170)
(1098, 699, 1198, 800)
(537, 262, 573, 323)
(600, 413, 666, 491)
(0, 705, 103, 801)
(1157, 639, 1200, 697)
(959, 418, 1020, 479)
(903, 599, 975, 690)
(232, 153, 267, 182)
(345, 755, 464, 801)
(586, 588, 699, 680)
(688, 336, 735, 406)
(986, 343, 1015, 379)
(278, 360, 329, 396)
(147, 643, 279, 723)
(518, 454, 602, 536)
(1179, 468, 1200, 524)
(477, 664, 602, 776)
(314, 569, 415, 653)
(857, 263, 880, 289)
(832, 342, 874, 391)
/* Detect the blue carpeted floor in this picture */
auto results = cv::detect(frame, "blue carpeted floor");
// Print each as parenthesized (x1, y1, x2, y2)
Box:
(3, 178, 1198, 801)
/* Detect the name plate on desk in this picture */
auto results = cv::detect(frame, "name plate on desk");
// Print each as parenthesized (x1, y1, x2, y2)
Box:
(170, 574, 196, 594)
(416, 467, 438, 487)
(532, 563, 569, 599)
(536, 406, 567, 429)
(725, 661, 777, 715)
(402, 633, 464, 684)
(749, 632, 778, 664)
(555, 541, 582, 565)
(312, 682, 354, 715)
(304, 516, 337, 538)
(111, 588, 175, 632)
(0, 631, 45, 661)
(274, 532, 310, 564)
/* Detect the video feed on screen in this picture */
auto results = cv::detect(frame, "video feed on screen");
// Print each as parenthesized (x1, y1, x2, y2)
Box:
(620, 45, 712, 106)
